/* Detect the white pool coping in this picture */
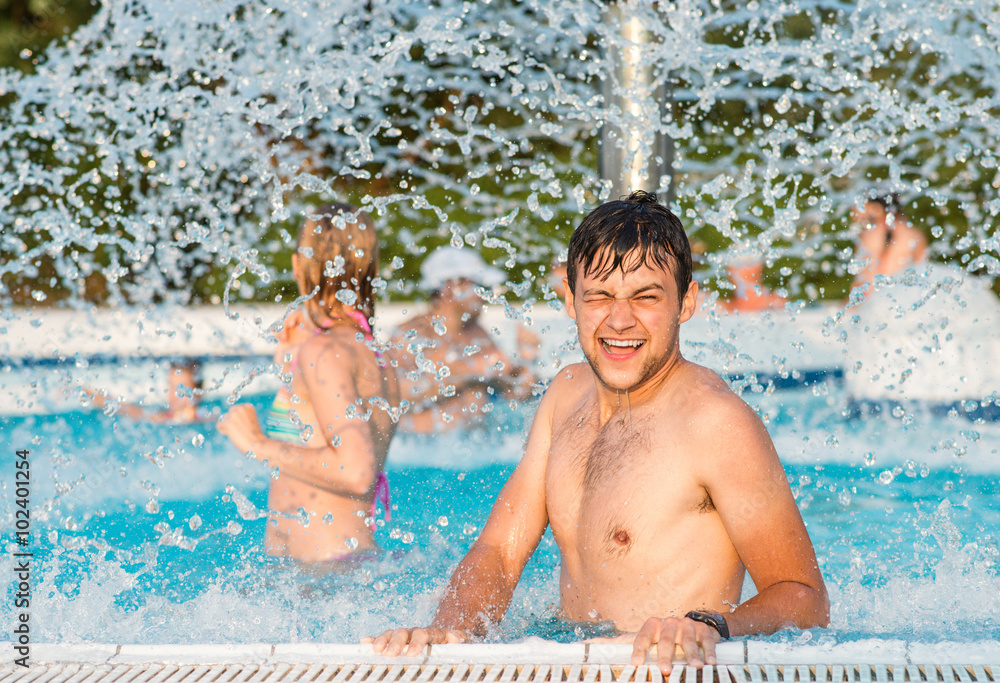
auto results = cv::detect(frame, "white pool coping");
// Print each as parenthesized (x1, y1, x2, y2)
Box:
(3, 640, 1000, 666)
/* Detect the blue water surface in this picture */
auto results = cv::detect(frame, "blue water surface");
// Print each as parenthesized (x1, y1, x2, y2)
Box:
(2, 384, 999, 644)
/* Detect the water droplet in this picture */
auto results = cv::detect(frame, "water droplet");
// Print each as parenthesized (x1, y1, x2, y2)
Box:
(335, 289, 358, 306)
(188, 514, 202, 530)
(437, 516, 449, 527)
(345, 537, 359, 550)
(191, 433, 205, 447)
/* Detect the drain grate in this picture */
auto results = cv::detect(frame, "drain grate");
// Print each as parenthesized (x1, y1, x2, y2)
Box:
(1, 664, 997, 683)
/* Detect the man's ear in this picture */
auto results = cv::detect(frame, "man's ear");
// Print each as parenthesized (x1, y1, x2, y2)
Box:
(564, 278, 576, 320)
(679, 280, 698, 323)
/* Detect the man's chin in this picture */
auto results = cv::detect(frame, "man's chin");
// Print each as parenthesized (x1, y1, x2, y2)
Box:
(588, 358, 666, 395)
(591, 369, 647, 393)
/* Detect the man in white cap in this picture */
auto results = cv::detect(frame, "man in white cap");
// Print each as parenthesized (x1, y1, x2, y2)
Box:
(390, 246, 537, 433)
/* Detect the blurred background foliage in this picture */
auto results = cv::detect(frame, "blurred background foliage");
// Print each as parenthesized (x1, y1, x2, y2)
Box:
(1, 0, 997, 309)
(0, 0, 98, 71)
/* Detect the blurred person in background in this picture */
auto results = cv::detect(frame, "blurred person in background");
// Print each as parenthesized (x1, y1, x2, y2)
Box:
(850, 193, 927, 297)
(390, 246, 538, 433)
(718, 259, 786, 313)
(86, 358, 212, 424)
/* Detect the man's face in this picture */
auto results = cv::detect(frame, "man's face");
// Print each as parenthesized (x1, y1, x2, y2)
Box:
(167, 366, 198, 409)
(441, 278, 484, 318)
(566, 251, 697, 393)
(851, 201, 887, 228)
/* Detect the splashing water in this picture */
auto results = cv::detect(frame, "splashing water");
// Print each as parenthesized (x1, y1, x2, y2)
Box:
(2, 0, 1000, 648)
(1, 0, 998, 310)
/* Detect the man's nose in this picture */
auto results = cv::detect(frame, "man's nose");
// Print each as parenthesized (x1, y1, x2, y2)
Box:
(606, 297, 637, 331)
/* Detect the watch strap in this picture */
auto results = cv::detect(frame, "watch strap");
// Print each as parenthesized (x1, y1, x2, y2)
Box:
(684, 610, 731, 640)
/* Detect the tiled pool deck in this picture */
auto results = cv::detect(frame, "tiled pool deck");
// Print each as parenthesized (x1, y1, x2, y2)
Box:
(3, 641, 999, 682)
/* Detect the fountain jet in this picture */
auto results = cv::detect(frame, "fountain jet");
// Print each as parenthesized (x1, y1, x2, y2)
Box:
(599, 2, 673, 202)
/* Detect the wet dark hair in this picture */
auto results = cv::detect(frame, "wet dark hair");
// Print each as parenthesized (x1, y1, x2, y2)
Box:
(869, 193, 901, 214)
(567, 190, 692, 301)
(169, 359, 203, 390)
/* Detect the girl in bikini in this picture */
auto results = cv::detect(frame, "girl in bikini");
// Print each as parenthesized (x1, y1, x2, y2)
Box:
(218, 203, 401, 563)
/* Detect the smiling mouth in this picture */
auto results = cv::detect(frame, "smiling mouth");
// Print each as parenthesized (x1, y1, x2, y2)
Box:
(601, 338, 645, 354)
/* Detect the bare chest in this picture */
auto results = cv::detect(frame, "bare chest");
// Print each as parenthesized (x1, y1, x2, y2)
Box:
(545, 406, 709, 560)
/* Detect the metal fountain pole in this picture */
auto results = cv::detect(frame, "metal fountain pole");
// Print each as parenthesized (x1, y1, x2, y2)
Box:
(599, 2, 674, 203)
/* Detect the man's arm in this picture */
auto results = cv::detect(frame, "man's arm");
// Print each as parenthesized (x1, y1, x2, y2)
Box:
(703, 399, 829, 636)
(624, 393, 828, 673)
(367, 375, 561, 655)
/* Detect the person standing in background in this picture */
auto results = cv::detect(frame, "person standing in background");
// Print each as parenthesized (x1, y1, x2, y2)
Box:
(218, 203, 401, 563)
(851, 194, 927, 297)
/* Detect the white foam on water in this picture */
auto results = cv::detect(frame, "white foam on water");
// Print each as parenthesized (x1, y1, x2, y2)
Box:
(827, 500, 1000, 640)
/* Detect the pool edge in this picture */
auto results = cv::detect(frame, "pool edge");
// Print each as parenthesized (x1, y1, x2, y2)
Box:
(3, 640, 1000, 666)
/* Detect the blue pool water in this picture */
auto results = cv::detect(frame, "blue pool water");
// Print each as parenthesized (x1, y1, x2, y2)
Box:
(2, 380, 999, 645)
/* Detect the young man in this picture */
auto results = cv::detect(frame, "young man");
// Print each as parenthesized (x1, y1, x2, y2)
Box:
(369, 191, 829, 670)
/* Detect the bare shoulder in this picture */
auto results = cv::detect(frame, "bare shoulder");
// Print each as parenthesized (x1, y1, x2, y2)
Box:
(297, 328, 361, 373)
(392, 314, 434, 339)
(532, 363, 589, 423)
(543, 362, 592, 398)
(671, 362, 775, 462)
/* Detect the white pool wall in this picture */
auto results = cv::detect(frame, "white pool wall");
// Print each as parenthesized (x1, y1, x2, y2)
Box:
(0, 301, 845, 416)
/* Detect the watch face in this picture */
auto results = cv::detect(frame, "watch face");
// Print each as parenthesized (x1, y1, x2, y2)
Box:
(703, 613, 723, 628)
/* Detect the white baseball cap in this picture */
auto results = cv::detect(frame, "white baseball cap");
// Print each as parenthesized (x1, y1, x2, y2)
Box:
(419, 246, 505, 292)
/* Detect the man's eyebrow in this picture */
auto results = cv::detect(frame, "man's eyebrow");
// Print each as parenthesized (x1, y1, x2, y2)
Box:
(629, 284, 665, 296)
(582, 283, 665, 297)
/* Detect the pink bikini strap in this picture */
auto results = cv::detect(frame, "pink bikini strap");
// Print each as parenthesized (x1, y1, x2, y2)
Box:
(345, 309, 387, 367)
(369, 471, 391, 531)
(345, 309, 373, 339)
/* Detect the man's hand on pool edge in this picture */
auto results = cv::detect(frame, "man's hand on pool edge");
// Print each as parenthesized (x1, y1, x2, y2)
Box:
(587, 616, 721, 674)
(363, 627, 469, 657)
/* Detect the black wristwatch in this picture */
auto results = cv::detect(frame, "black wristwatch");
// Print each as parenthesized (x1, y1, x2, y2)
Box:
(685, 611, 730, 640)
